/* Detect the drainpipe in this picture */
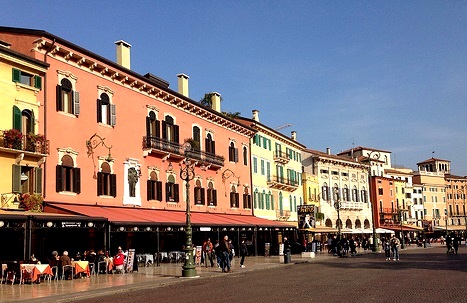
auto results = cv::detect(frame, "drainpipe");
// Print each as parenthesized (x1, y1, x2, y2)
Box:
(43, 39, 56, 199)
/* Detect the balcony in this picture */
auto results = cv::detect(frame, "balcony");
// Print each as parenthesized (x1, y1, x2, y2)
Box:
(338, 201, 365, 210)
(0, 130, 49, 156)
(142, 136, 224, 168)
(273, 151, 290, 164)
(267, 175, 299, 191)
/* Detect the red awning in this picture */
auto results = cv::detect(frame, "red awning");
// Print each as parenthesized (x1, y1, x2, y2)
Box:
(45, 203, 294, 228)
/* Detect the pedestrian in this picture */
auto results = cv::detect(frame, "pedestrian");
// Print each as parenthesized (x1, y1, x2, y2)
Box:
(203, 238, 214, 267)
(382, 238, 391, 261)
(452, 233, 459, 254)
(349, 236, 356, 256)
(219, 235, 231, 273)
(390, 235, 400, 261)
(228, 239, 235, 264)
(239, 240, 247, 268)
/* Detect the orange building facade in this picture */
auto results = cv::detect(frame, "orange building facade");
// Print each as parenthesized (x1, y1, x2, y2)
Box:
(0, 27, 290, 259)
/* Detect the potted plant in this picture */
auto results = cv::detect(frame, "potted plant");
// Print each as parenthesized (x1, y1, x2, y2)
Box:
(26, 133, 46, 152)
(3, 129, 23, 149)
(20, 193, 44, 212)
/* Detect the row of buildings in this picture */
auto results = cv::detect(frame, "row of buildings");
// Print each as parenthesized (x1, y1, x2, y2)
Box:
(0, 26, 465, 261)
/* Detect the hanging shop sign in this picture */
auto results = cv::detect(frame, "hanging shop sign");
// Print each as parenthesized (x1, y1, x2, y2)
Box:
(297, 205, 317, 229)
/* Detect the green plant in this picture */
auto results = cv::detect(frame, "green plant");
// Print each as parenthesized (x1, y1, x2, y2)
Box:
(20, 193, 43, 212)
(184, 138, 200, 150)
(3, 129, 23, 149)
(26, 133, 46, 152)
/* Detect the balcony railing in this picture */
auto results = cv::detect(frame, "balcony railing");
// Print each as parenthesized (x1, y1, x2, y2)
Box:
(338, 202, 365, 210)
(0, 131, 49, 155)
(143, 136, 224, 167)
(273, 151, 290, 164)
(267, 175, 299, 191)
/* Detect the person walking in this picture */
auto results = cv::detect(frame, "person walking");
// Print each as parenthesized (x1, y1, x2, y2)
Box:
(452, 233, 460, 254)
(239, 240, 247, 268)
(203, 238, 214, 267)
(382, 238, 391, 261)
(219, 235, 231, 273)
(390, 235, 401, 260)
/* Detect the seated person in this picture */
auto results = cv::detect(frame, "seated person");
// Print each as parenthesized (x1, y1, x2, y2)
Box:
(95, 250, 106, 274)
(49, 251, 60, 276)
(59, 251, 72, 279)
(113, 249, 125, 273)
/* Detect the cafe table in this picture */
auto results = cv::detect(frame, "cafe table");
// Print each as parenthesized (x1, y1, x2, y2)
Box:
(72, 261, 90, 277)
(22, 264, 53, 283)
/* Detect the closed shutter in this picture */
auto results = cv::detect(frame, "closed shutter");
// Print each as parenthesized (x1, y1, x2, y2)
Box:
(230, 192, 234, 206)
(165, 183, 170, 201)
(234, 148, 238, 162)
(147, 180, 153, 200)
(56, 85, 63, 111)
(201, 188, 205, 205)
(146, 117, 151, 138)
(212, 141, 215, 155)
(97, 99, 102, 123)
(34, 75, 42, 89)
(73, 168, 81, 194)
(162, 121, 167, 139)
(12, 164, 21, 193)
(56, 165, 63, 192)
(73, 91, 80, 115)
(236, 193, 240, 206)
(110, 174, 117, 197)
(29, 110, 35, 133)
(174, 184, 179, 202)
(173, 125, 179, 143)
(97, 172, 103, 196)
(156, 181, 162, 201)
(213, 189, 217, 206)
(13, 106, 21, 131)
(155, 120, 160, 138)
(34, 167, 43, 195)
(12, 68, 20, 83)
(110, 104, 116, 126)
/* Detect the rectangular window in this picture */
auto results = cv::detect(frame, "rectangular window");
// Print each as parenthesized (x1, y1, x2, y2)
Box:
(253, 157, 258, 174)
(260, 159, 265, 176)
(207, 188, 217, 206)
(147, 180, 163, 201)
(56, 165, 81, 194)
(12, 68, 42, 89)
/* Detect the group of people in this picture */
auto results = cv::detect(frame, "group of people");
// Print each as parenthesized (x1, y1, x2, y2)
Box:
(445, 233, 461, 254)
(382, 235, 401, 261)
(327, 235, 358, 257)
(201, 236, 248, 272)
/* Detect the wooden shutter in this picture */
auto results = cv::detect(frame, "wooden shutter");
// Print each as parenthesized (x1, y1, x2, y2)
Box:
(97, 99, 102, 123)
(73, 91, 80, 115)
(234, 148, 239, 162)
(34, 75, 42, 89)
(146, 117, 151, 138)
(97, 172, 103, 196)
(147, 180, 153, 200)
(212, 141, 216, 155)
(56, 85, 63, 111)
(236, 193, 240, 207)
(34, 167, 43, 195)
(173, 125, 179, 143)
(56, 165, 63, 192)
(174, 184, 180, 202)
(213, 190, 217, 206)
(110, 104, 116, 126)
(162, 121, 167, 139)
(29, 110, 36, 133)
(73, 167, 81, 194)
(110, 174, 117, 197)
(201, 188, 205, 205)
(155, 120, 161, 138)
(12, 68, 20, 82)
(13, 106, 21, 131)
(12, 164, 21, 193)
(156, 181, 163, 201)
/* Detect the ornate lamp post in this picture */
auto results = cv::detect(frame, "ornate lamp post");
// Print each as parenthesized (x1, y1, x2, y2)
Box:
(367, 150, 380, 252)
(398, 208, 405, 249)
(180, 142, 197, 278)
(333, 188, 341, 240)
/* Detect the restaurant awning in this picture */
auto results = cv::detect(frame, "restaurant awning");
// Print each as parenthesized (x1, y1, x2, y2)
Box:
(45, 203, 295, 228)
(383, 225, 424, 232)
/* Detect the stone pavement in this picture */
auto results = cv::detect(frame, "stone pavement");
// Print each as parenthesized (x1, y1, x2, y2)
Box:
(0, 244, 436, 303)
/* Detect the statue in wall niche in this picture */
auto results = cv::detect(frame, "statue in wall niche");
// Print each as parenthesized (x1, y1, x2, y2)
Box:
(128, 167, 139, 197)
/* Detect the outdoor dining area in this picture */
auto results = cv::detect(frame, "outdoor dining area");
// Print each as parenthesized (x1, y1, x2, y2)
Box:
(136, 251, 186, 266)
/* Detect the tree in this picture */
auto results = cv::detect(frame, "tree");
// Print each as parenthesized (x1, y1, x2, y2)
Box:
(199, 93, 222, 108)
(222, 111, 241, 119)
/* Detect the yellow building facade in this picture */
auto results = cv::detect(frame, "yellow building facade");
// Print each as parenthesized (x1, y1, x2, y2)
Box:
(0, 44, 48, 209)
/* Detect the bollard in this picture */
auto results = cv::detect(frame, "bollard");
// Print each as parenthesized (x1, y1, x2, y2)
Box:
(284, 248, 291, 264)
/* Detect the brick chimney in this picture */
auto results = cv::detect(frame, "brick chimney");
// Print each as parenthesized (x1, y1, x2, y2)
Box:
(252, 110, 260, 122)
(177, 73, 189, 97)
(211, 92, 221, 112)
(115, 40, 131, 69)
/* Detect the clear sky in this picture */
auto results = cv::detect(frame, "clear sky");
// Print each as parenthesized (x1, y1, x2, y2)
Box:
(2, 1, 466, 175)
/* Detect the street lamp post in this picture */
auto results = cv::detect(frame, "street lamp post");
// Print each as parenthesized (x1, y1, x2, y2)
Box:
(399, 208, 405, 249)
(180, 142, 197, 278)
(458, 185, 466, 242)
(333, 189, 341, 240)
(367, 150, 380, 252)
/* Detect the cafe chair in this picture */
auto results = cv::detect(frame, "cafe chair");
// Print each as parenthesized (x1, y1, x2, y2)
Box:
(49, 266, 58, 281)
(61, 265, 73, 280)
(6, 263, 22, 285)
(97, 261, 107, 274)
(89, 263, 95, 275)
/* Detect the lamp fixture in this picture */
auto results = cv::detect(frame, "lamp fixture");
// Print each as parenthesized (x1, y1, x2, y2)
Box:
(167, 161, 174, 172)
(0, 221, 4, 228)
(46, 221, 53, 228)
(119, 226, 125, 232)
(86, 133, 113, 162)
(87, 222, 94, 228)
(20, 172, 29, 181)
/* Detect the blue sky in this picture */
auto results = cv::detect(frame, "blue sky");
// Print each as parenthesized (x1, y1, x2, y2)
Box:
(2, 1, 466, 174)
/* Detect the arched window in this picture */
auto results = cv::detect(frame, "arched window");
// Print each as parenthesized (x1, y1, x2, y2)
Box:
(355, 219, 362, 229)
(322, 182, 329, 201)
(230, 185, 239, 208)
(242, 187, 251, 209)
(163, 116, 179, 143)
(207, 182, 217, 206)
(56, 78, 80, 115)
(325, 218, 332, 227)
(254, 189, 259, 209)
(243, 146, 248, 166)
(205, 133, 215, 154)
(166, 175, 179, 202)
(352, 185, 359, 202)
(146, 111, 160, 139)
(192, 126, 201, 151)
(344, 185, 350, 201)
(229, 142, 238, 162)
(147, 171, 162, 201)
(194, 179, 204, 205)
(56, 155, 80, 194)
(364, 219, 370, 229)
(346, 219, 352, 229)
(97, 93, 115, 125)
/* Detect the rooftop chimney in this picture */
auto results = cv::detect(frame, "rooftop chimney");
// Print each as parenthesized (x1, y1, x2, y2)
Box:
(115, 40, 131, 69)
(252, 110, 260, 122)
(211, 92, 221, 112)
(326, 147, 331, 155)
(291, 131, 297, 141)
(177, 73, 189, 97)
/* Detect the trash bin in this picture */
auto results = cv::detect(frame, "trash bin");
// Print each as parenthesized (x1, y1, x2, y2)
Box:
(284, 248, 291, 264)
